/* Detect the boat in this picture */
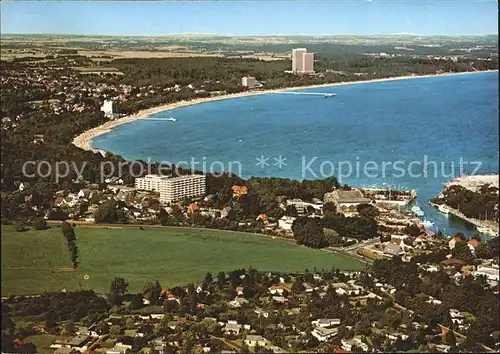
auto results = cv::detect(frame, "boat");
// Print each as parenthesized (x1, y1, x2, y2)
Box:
(421, 219, 434, 228)
(411, 205, 424, 217)
(437, 204, 450, 215)
(166, 117, 177, 121)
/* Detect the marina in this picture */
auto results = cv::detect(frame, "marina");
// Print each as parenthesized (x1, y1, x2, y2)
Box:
(429, 201, 499, 236)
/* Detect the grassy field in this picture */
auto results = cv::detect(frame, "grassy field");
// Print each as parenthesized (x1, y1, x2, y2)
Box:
(1, 225, 363, 296)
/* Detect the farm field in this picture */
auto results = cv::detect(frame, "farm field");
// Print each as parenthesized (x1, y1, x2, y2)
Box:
(1, 225, 363, 296)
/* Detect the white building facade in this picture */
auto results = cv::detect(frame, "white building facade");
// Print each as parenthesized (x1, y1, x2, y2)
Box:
(241, 76, 256, 89)
(136, 174, 206, 203)
(100, 100, 116, 118)
(292, 48, 314, 74)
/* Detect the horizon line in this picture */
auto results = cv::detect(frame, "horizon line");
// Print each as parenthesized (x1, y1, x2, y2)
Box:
(1, 32, 497, 38)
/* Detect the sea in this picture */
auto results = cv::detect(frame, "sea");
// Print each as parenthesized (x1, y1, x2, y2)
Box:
(92, 71, 499, 237)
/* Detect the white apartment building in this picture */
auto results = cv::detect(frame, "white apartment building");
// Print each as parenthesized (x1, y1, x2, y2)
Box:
(135, 174, 170, 191)
(241, 76, 256, 89)
(159, 174, 206, 203)
(136, 174, 206, 203)
(100, 100, 116, 118)
(287, 199, 305, 213)
(291, 48, 314, 74)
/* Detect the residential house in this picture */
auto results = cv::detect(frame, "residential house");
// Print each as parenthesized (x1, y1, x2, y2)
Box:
(384, 243, 405, 257)
(449, 309, 464, 325)
(341, 337, 369, 352)
(448, 235, 463, 250)
(50, 335, 92, 352)
(254, 308, 269, 318)
(303, 282, 315, 293)
(235, 286, 244, 296)
(474, 263, 500, 284)
(231, 185, 248, 199)
(385, 332, 409, 341)
(244, 335, 269, 348)
(272, 296, 289, 304)
(268, 285, 287, 295)
(54, 348, 78, 354)
(312, 327, 338, 342)
(107, 343, 132, 354)
(229, 297, 249, 308)
(278, 216, 296, 231)
(223, 323, 242, 335)
(312, 319, 341, 328)
(221, 206, 233, 218)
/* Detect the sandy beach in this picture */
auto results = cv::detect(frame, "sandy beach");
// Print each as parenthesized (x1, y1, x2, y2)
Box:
(72, 70, 498, 152)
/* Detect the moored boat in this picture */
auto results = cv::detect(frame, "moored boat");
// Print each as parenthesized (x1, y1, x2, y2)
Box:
(411, 205, 424, 217)
(437, 204, 450, 215)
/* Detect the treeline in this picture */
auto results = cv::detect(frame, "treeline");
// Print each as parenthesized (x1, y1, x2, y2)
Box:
(292, 203, 379, 248)
(61, 222, 79, 268)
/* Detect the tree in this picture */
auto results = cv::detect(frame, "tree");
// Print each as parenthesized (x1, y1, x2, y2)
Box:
(204, 272, 213, 284)
(158, 208, 169, 226)
(109, 325, 122, 338)
(44, 313, 57, 333)
(291, 277, 303, 293)
(125, 318, 135, 330)
(109, 277, 129, 305)
(445, 327, 457, 346)
(96, 320, 110, 335)
(357, 203, 378, 218)
(452, 242, 474, 263)
(404, 224, 421, 237)
(131, 293, 144, 310)
(64, 321, 75, 336)
(285, 205, 298, 217)
(292, 217, 327, 249)
(61, 221, 76, 246)
(32, 217, 48, 230)
(70, 244, 79, 269)
(323, 202, 337, 213)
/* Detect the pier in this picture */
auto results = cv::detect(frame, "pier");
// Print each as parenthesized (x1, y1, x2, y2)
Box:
(273, 92, 336, 97)
(144, 117, 176, 121)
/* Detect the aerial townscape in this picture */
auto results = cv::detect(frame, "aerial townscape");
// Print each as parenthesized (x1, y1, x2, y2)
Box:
(1, 1, 499, 354)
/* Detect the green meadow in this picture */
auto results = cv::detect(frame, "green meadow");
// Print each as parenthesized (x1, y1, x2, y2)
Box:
(1, 225, 363, 296)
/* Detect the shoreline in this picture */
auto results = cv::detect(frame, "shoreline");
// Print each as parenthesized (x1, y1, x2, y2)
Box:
(72, 69, 498, 152)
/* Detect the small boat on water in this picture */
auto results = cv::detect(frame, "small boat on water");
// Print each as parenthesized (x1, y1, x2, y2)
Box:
(421, 219, 434, 228)
(166, 117, 177, 122)
(411, 205, 424, 217)
(437, 204, 450, 215)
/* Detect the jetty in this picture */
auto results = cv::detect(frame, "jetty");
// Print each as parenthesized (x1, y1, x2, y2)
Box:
(273, 92, 336, 97)
(144, 117, 176, 121)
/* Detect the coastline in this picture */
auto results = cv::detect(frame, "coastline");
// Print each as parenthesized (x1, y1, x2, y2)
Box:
(72, 69, 498, 152)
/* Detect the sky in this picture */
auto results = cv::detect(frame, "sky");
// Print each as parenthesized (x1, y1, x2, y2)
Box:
(1, 0, 498, 36)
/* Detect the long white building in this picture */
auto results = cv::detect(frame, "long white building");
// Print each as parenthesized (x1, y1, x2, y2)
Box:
(135, 174, 206, 203)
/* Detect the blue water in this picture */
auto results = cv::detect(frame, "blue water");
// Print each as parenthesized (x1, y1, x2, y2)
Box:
(93, 72, 499, 236)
